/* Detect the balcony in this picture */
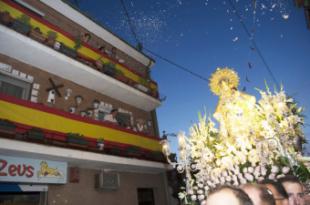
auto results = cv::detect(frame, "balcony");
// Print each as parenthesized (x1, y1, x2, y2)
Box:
(0, 0, 161, 111)
(0, 94, 165, 163)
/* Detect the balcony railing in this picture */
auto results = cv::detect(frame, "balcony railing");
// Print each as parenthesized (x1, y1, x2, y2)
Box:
(0, 0, 159, 99)
(0, 94, 165, 162)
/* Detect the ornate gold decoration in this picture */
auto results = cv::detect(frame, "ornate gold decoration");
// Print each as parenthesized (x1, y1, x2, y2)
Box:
(209, 67, 239, 96)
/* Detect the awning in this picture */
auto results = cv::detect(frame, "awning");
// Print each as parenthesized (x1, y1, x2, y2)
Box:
(0, 183, 48, 192)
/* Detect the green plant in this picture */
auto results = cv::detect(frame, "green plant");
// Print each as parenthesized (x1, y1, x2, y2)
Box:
(0, 119, 15, 130)
(103, 62, 116, 76)
(27, 128, 45, 141)
(73, 37, 82, 51)
(17, 14, 30, 25)
(139, 77, 149, 87)
(67, 133, 88, 145)
(47, 30, 57, 39)
(115, 68, 124, 76)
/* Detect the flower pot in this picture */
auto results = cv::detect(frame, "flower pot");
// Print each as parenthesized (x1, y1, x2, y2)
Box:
(11, 20, 31, 35)
(103, 65, 116, 77)
(97, 141, 104, 151)
(95, 60, 103, 70)
(115, 74, 128, 84)
(60, 44, 77, 59)
(0, 11, 13, 27)
(29, 28, 46, 43)
(0, 119, 16, 135)
(27, 128, 45, 141)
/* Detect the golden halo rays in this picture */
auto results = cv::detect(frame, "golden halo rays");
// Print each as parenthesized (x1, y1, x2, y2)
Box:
(209, 67, 239, 96)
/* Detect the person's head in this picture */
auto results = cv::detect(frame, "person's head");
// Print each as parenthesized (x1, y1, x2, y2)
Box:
(241, 184, 275, 205)
(260, 179, 289, 205)
(206, 185, 253, 205)
(110, 108, 118, 117)
(82, 32, 91, 43)
(278, 176, 305, 205)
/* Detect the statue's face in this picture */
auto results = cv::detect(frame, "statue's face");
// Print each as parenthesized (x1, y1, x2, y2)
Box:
(219, 81, 232, 96)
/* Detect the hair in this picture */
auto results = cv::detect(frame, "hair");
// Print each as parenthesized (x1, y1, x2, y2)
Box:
(110, 108, 118, 113)
(260, 179, 289, 199)
(278, 175, 301, 185)
(209, 185, 253, 205)
(241, 184, 275, 205)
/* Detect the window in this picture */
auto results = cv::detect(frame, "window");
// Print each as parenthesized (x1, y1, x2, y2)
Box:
(0, 192, 47, 205)
(0, 73, 31, 100)
(137, 188, 155, 205)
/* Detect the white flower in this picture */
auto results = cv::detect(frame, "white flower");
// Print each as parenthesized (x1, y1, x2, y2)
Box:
(255, 166, 261, 173)
(198, 194, 205, 201)
(188, 190, 194, 195)
(240, 178, 247, 184)
(277, 174, 285, 179)
(258, 177, 265, 182)
(261, 166, 267, 176)
(232, 175, 238, 182)
(207, 181, 213, 186)
(200, 200, 207, 205)
(245, 173, 254, 182)
(243, 167, 248, 173)
(204, 186, 209, 191)
(191, 195, 197, 201)
(226, 175, 232, 182)
(248, 167, 254, 173)
(234, 166, 240, 174)
(197, 189, 204, 195)
(282, 166, 290, 174)
(268, 174, 276, 180)
(271, 165, 279, 174)
(178, 192, 186, 199)
(220, 177, 226, 184)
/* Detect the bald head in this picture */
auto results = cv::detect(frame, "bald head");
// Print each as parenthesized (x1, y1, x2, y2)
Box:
(207, 185, 253, 205)
(241, 184, 275, 205)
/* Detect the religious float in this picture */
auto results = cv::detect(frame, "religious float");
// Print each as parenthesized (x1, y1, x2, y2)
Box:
(161, 67, 310, 204)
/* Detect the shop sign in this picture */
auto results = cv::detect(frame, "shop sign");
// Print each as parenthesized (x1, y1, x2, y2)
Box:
(0, 155, 67, 184)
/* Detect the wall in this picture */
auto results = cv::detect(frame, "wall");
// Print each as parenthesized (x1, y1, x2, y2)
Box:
(48, 168, 168, 205)
(0, 54, 156, 136)
(23, 0, 150, 77)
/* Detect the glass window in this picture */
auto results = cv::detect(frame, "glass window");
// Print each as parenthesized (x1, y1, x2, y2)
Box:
(137, 188, 155, 205)
(0, 73, 31, 100)
(0, 192, 47, 205)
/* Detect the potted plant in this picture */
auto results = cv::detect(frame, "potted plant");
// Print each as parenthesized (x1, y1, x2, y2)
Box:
(67, 133, 88, 147)
(0, 11, 13, 27)
(114, 69, 128, 84)
(0, 119, 16, 135)
(60, 43, 78, 59)
(27, 128, 45, 141)
(46, 31, 57, 47)
(96, 137, 104, 151)
(95, 58, 103, 71)
(11, 14, 31, 35)
(29, 27, 46, 43)
(126, 146, 141, 157)
(103, 62, 116, 77)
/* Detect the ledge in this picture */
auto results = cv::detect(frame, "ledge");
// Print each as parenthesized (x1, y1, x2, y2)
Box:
(0, 138, 170, 173)
(0, 25, 161, 111)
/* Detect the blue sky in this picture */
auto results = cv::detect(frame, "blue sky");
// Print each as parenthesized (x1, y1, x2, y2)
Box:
(70, 0, 310, 154)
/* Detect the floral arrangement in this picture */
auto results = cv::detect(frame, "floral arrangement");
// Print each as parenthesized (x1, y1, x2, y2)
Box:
(162, 68, 309, 205)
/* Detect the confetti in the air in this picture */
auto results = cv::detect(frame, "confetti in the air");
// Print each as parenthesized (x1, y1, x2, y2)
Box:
(232, 37, 239, 42)
(282, 13, 289, 20)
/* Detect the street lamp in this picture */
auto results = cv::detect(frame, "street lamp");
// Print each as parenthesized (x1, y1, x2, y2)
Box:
(160, 131, 198, 201)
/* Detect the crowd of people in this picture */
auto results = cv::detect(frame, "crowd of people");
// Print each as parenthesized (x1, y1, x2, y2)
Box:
(205, 175, 309, 205)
